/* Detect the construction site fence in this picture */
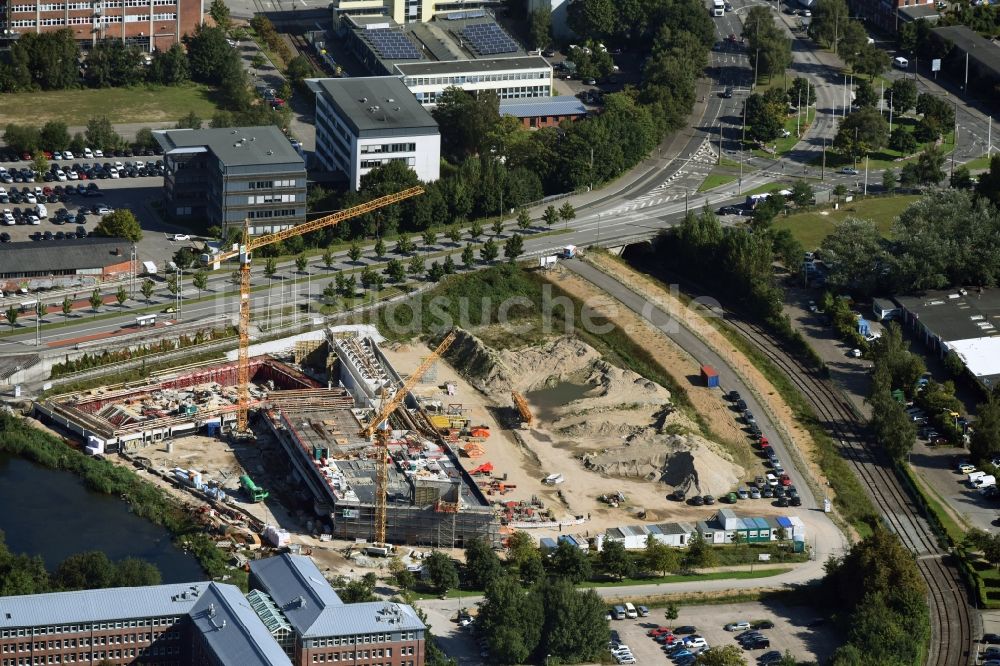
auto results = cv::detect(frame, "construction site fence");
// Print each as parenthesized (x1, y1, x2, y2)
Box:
(508, 517, 587, 529)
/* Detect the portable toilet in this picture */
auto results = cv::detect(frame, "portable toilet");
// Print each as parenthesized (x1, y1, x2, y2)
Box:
(700, 365, 719, 388)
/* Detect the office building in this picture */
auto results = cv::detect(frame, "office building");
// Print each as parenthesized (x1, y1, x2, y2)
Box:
(499, 95, 586, 128)
(154, 127, 307, 237)
(1, 0, 201, 51)
(395, 56, 553, 106)
(0, 555, 426, 666)
(331, 0, 496, 26)
(249, 554, 426, 666)
(308, 76, 440, 190)
(0, 237, 134, 280)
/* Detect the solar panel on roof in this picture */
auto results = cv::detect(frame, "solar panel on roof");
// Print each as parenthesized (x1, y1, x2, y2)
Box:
(460, 22, 518, 55)
(366, 28, 421, 60)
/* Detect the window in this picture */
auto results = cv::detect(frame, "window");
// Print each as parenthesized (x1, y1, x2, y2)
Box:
(152, 12, 175, 19)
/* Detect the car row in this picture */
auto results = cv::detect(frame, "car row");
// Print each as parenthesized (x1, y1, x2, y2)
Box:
(640, 625, 710, 665)
(0, 166, 37, 183)
(0, 146, 162, 163)
(1, 183, 101, 205)
(40, 160, 164, 182)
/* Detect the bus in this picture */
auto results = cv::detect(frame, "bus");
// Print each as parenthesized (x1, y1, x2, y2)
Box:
(712, 0, 724, 16)
(135, 314, 157, 327)
(240, 475, 269, 502)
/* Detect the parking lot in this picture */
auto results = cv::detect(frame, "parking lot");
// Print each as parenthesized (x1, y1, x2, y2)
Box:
(610, 600, 838, 664)
(1, 157, 195, 266)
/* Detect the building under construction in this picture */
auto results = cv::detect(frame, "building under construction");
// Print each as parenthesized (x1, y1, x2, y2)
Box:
(35, 328, 500, 548)
(265, 331, 499, 547)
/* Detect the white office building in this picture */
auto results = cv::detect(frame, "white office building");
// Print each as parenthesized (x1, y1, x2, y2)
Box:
(308, 76, 441, 191)
(395, 56, 553, 106)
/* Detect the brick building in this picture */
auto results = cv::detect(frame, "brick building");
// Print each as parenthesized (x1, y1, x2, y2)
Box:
(1, 0, 201, 51)
(499, 95, 588, 128)
(0, 555, 426, 666)
(0, 237, 134, 281)
(249, 554, 426, 666)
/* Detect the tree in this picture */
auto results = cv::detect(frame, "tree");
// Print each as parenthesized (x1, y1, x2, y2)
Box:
(854, 79, 879, 108)
(165, 274, 179, 298)
(480, 238, 500, 263)
(250, 53, 267, 71)
(446, 226, 463, 245)
(148, 43, 189, 85)
(491, 219, 505, 236)
(544, 205, 560, 227)
(743, 92, 784, 143)
(567, 0, 618, 40)
(694, 645, 748, 666)
(913, 144, 946, 185)
(547, 540, 592, 583)
(175, 111, 202, 130)
(809, 0, 850, 50)
(4, 306, 17, 331)
(115, 285, 128, 308)
(515, 208, 532, 231)
(61, 296, 73, 320)
(86, 39, 145, 88)
(851, 43, 890, 79)
(644, 536, 681, 576)
(89, 289, 104, 314)
(977, 154, 1000, 206)
(209, 0, 231, 31)
(54, 551, 116, 590)
(464, 539, 503, 589)
(140, 279, 154, 304)
(424, 551, 459, 595)
(598, 539, 633, 580)
(263, 257, 278, 280)
(528, 7, 552, 49)
(477, 576, 543, 664)
(889, 127, 918, 155)
(462, 243, 476, 269)
(348, 243, 363, 264)
(443, 254, 457, 274)
(426, 261, 445, 282)
(971, 399, 1000, 463)
(834, 107, 889, 159)
(664, 603, 679, 621)
(85, 116, 121, 152)
(407, 254, 425, 275)
(469, 220, 484, 239)
(431, 87, 503, 161)
(32, 151, 48, 176)
(789, 180, 814, 207)
(3, 124, 41, 154)
(112, 558, 161, 587)
(321, 248, 335, 270)
(39, 121, 70, 151)
(386, 258, 406, 283)
(374, 238, 386, 258)
(683, 533, 717, 571)
(395, 234, 415, 255)
(93, 210, 142, 242)
(820, 218, 887, 294)
(951, 165, 974, 190)
(192, 270, 208, 297)
(882, 168, 898, 193)
(537, 579, 608, 662)
(286, 55, 314, 84)
(890, 78, 918, 115)
(787, 77, 817, 107)
(745, 7, 791, 80)
(503, 234, 524, 262)
(294, 254, 308, 273)
(421, 229, 437, 248)
(185, 23, 237, 86)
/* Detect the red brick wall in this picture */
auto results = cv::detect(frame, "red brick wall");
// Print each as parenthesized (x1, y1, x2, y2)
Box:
(517, 114, 585, 129)
(296, 638, 425, 666)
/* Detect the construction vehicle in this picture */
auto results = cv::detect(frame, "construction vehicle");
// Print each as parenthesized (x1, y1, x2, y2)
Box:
(512, 391, 532, 428)
(209, 186, 424, 435)
(358, 330, 457, 546)
(240, 475, 269, 502)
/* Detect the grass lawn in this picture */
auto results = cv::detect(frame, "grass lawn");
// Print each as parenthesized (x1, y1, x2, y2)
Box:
(0, 83, 223, 126)
(743, 181, 782, 196)
(772, 195, 919, 248)
(964, 155, 995, 171)
(815, 117, 956, 171)
(698, 173, 739, 192)
(750, 107, 817, 158)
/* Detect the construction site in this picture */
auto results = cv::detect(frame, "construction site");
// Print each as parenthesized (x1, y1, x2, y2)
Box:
(35, 326, 501, 549)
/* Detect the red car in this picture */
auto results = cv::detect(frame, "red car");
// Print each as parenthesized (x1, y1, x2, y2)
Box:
(758, 435, 769, 447)
(780, 474, 792, 486)
(647, 627, 672, 637)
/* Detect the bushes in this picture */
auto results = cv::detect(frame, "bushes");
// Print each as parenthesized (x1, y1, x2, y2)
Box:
(250, 16, 292, 66)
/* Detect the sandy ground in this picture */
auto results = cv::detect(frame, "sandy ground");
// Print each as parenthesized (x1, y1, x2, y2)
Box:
(585, 253, 834, 509)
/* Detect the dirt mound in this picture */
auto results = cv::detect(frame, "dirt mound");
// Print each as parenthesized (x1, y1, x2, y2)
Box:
(582, 435, 744, 496)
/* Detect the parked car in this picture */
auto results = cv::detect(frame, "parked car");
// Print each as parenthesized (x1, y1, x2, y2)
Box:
(725, 621, 751, 632)
(840, 166, 858, 175)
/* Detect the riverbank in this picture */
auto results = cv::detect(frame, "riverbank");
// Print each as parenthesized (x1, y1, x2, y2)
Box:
(0, 412, 245, 589)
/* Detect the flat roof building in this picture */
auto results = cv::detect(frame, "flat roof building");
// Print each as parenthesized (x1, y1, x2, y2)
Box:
(154, 127, 306, 237)
(396, 56, 553, 107)
(499, 95, 587, 128)
(0, 554, 426, 666)
(930, 26, 1000, 93)
(894, 288, 1000, 389)
(1, 0, 200, 51)
(0, 237, 133, 281)
(308, 77, 440, 190)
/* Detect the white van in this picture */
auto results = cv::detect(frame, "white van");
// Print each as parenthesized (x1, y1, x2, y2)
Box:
(624, 603, 638, 619)
(894, 56, 909, 69)
(968, 471, 987, 486)
(35, 203, 47, 219)
(977, 475, 996, 489)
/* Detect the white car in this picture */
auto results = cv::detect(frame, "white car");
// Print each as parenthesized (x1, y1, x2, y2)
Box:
(67, 170, 79, 180)
(171, 233, 191, 241)
(25, 193, 37, 204)
(53, 151, 63, 161)
(684, 637, 708, 649)
(62, 151, 74, 160)
(94, 149, 104, 158)
(2, 210, 13, 225)
(27, 214, 40, 225)
(615, 656, 636, 665)
(55, 170, 67, 181)
(83, 147, 94, 158)
(849, 348, 862, 358)
(113, 161, 124, 169)
(725, 621, 751, 632)
(95, 204, 113, 215)
(108, 167, 120, 179)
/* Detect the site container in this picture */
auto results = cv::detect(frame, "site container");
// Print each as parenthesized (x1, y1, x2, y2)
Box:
(700, 365, 719, 388)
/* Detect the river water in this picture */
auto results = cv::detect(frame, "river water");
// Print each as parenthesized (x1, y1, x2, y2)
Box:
(0, 454, 203, 583)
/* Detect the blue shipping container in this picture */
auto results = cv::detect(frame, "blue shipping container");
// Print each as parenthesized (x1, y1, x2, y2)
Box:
(701, 365, 720, 388)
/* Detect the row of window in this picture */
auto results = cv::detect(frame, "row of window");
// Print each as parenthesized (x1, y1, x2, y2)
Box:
(1, 618, 181, 639)
(416, 85, 548, 105)
(2, 632, 178, 653)
(247, 179, 297, 189)
(11, 0, 173, 10)
(360, 157, 415, 169)
(311, 656, 417, 665)
(247, 208, 297, 219)
(246, 194, 296, 204)
(307, 634, 417, 648)
(359, 142, 417, 155)
(1, 645, 180, 665)
(402, 71, 549, 87)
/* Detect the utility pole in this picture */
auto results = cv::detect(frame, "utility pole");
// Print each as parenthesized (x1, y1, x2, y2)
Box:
(989, 116, 993, 156)
(965, 50, 970, 93)
(889, 91, 894, 134)
(35, 302, 41, 348)
(589, 146, 594, 191)
(879, 79, 884, 113)
(175, 265, 182, 318)
(864, 154, 869, 195)
(797, 89, 802, 137)
(822, 139, 826, 181)
(842, 74, 847, 117)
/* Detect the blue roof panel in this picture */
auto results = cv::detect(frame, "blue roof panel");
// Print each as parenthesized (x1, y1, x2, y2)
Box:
(499, 96, 587, 118)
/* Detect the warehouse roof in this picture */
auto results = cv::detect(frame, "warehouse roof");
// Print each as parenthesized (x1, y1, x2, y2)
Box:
(249, 554, 424, 637)
(0, 236, 132, 276)
(499, 96, 587, 118)
(189, 583, 293, 666)
(395, 55, 550, 77)
(307, 77, 438, 135)
(895, 288, 1000, 343)
(932, 25, 1000, 77)
(0, 583, 209, 628)
(153, 126, 304, 168)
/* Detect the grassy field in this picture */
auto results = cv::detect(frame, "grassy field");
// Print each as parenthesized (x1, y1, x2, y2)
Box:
(772, 195, 920, 249)
(698, 173, 738, 192)
(0, 83, 223, 126)
(814, 117, 956, 171)
(743, 181, 782, 196)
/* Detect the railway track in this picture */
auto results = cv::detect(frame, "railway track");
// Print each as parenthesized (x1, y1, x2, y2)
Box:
(721, 314, 975, 666)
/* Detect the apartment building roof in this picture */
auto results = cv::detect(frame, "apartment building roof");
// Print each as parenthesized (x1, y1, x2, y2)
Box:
(153, 126, 304, 168)
(190, 583, 293, 666)
(394, 55, 550, 76)
(307, 76, 439, 135)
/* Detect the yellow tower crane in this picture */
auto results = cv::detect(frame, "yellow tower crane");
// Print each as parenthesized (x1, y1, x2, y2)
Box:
(359, 330, 456, 545)
(210, 186, 424, 435)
